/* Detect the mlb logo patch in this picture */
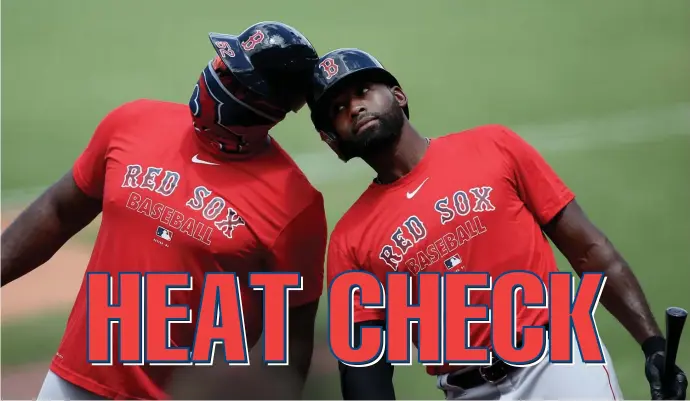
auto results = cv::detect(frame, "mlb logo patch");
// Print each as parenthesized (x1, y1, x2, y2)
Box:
(156, 226, 173, 241)
(444, 254, 462, 270)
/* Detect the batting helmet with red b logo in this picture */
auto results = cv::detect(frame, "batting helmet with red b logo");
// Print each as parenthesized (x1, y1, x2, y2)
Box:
(190, 21, 319, 156)
(307, 48, 410, 158)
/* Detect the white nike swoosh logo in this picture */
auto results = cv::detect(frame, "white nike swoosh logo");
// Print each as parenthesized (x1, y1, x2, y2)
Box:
(406, 177, 429, 199)
(192, 154, 220, 166)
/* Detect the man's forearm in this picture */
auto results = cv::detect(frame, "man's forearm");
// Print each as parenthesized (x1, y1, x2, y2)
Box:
(339, 361, 396, 399)
(1, 197, 70, 285)
(288, 337, 314, 388)
(282, 299, 320, 395)
(575, 238, 661, 344)
(1, 177, 101, 286)
(338, 320, 396, 400)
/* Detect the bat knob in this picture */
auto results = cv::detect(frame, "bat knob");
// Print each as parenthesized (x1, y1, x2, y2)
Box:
(667, 307, 688, 318)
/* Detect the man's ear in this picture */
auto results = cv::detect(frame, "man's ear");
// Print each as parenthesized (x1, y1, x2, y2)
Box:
(392, 86, 408, 109)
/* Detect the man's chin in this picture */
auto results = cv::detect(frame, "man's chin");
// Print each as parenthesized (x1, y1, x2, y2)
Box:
(339, 129, 399, 159)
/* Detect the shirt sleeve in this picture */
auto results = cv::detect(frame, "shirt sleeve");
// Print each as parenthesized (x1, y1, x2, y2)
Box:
(493, 125, 576, 225)
(270, 192, 328, 307)
(326, 234, 386, 323)
(72, 103, 129, 199)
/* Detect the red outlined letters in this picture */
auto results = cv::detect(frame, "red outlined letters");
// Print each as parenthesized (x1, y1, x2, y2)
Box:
(87, 272, 144, 365)
(248, 272, 303, 365)
(549, 272, 607, 364)
(327, 271, 606, 366)
(328, 271, 386, 367)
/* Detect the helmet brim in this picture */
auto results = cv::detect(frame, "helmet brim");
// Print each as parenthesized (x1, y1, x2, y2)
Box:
(208, 32, 270, 96)
(209, 31, 318, 113)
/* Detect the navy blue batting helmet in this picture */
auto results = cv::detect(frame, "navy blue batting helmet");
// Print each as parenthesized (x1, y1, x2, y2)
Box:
(190, 21, 319, 156)
(209, 21, 319, 112)
(308, 48, 409, 145)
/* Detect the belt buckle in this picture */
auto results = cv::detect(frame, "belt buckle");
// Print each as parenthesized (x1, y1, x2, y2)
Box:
(478, 363, 507, 384)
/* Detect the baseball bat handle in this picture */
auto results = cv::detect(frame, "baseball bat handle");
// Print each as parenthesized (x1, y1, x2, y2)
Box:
(663, 307, 688, 380)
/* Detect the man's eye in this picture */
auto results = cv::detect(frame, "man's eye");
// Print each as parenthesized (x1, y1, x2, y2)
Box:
(357, 86, 368, 96)
(332, 104, 345, 115)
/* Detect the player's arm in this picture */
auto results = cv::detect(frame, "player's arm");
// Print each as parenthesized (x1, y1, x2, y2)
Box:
(542, 201, 661, 343)
(166, 194, 327, 399)
(494, 125, 662, 346)
(542, 200, 689, 399)
(327, 236, 396, 400)
(269, 192, 329, 393)
(0, 102, 127, 287)
(339, 320, 396, 400)
(286, 299, 319, 382)
(1, 170, 102, 286)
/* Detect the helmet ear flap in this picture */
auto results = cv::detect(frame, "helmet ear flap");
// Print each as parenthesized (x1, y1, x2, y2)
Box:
(319, 130, 348, 162)
(318, 129, 336, 144)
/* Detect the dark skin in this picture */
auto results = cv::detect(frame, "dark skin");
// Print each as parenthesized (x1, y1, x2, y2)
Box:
(1, 170, 318, 398)
(326, 79, 673, 399)
(1, 170, 102, 286)
(327, 82, 427, 184)
(284, 300, 320, 389)
(166, 300, 319, 400)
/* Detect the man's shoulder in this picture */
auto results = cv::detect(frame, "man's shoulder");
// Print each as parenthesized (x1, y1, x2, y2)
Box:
(100, 98, 187, 128)
(438, 124, 514, 144)
(249, 140, 325, 224)
(90, 99, 190, 149)
(262, 138, 322, 194)
(329, 187, 378, 246)
(109, 98, 183, 115)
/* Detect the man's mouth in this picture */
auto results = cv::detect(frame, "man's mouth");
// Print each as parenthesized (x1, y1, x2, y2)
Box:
(354, 116, 378, 135)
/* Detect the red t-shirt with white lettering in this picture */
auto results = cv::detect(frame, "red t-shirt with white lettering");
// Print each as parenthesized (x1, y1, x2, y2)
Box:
(327, 124, 575, 376)
(50, 99, 327, 399)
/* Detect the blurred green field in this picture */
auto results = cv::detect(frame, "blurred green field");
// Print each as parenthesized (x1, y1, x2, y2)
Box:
(2, 0, 689, 399)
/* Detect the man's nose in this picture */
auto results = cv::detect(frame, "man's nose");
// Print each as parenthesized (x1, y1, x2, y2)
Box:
(350, 102, 366, 118)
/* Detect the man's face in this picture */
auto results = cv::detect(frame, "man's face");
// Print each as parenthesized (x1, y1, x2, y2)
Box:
(326, 81, 406, 160)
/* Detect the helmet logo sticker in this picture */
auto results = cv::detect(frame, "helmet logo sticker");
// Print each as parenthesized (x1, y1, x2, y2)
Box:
(241, 30, 265, 51)
(319, 58, 339, 80)
(189, 84, 201, 116)
(214, 41, 236, 58)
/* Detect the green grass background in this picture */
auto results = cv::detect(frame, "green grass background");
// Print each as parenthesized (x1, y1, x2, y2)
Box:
(2, 0, 689, 399)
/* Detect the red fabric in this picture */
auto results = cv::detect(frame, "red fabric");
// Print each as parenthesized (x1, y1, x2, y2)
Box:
(327, 124, 575, 375)
(52, 99, 327, 399)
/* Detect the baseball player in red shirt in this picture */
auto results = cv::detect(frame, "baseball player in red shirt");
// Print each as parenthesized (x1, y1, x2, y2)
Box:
(1, 22, 327, 400)
(306, 48, 688, 400)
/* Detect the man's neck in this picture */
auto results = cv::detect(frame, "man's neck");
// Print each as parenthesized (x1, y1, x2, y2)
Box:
(364, 126, 429, 185)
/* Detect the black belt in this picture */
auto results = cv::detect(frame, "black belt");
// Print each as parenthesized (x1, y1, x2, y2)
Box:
(446, 323, 549, 389)
(446, 358, 519, 388)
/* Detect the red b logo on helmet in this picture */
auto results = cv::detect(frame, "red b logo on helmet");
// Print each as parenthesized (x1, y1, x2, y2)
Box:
(241, 30, 265, 51)
(319, 58, 339, 80)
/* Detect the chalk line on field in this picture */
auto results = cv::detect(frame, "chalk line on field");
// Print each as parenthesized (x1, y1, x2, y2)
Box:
(2, 102, 688, 205)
